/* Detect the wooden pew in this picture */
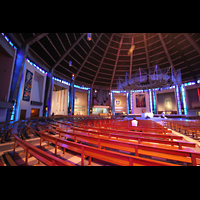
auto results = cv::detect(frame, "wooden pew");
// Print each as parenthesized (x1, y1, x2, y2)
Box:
(71, 126, 183, 142)
(67, 127, 195, 149)
(38, 131, 177, 166)
(56, 129, 200, 166)
(97, 124, 172, 134)
(48, 121, 193, 149)
(13, 134, 75, 166)
(66, 118, 172, 134)
(42, 123, 195, 151)
(163, 120, 200, 139)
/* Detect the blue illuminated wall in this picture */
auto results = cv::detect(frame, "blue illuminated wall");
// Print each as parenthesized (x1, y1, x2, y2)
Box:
(130, 91, 133, 114)
(175, 85, 182, 115)
(152, 90, 157, 114)
(149, 89, 153, 113)
(1, 33, 17, 50)
(111, 92, 113, 114)
(15, 62, 26, 121)
(88, 89, 91, 115)
(126, 92, 129, 114)
(180, 84, 187, 115)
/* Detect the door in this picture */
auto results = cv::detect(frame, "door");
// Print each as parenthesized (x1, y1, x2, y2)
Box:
(20, 110, 26, 120)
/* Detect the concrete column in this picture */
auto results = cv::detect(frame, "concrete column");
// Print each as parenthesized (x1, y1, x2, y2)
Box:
(43, 68, 54, 116)
(175, 85, 182, 115)
(68, 80, 75, 115)
(6, 43, 29, 121)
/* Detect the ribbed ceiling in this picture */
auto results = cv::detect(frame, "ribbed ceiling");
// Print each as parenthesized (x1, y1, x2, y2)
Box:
(12, 33, 200, 89)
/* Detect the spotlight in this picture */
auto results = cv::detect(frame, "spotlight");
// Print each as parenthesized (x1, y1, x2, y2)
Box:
(127, 45, 135, 55)
(87, 33, 92, 41)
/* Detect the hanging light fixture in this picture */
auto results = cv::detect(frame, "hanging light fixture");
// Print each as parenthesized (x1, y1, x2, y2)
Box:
(69, 61, 72, 66)
(87, 33, 92, 41)
(127, 45, 135, 55)
(72, 74, 75, 80)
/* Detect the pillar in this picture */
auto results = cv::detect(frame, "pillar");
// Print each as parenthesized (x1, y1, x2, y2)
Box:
(152, 90, 157, 114)
(90, 87, 93, 115)
(43, 68, 53, 117)
(88, 89, 91, 115)
(197, 88, 200, 106)
(110, 91, 113, 115)
(130, 91, 133, 114)
(68, 80, 75, 115)
(126, 92, 129, 114)
(6, 43, 29, 121)
(149, 89, 153, 113)
(175, 85, 182, 115)
(180, 84, 188, 115)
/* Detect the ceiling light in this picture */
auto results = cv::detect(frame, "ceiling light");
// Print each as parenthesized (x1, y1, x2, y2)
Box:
(87, 33, 92, 41)
(127, 45, 135, 55)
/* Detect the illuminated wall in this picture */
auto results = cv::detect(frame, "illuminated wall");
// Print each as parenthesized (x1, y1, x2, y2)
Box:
(157, 92, 177, 114)
(51, 89, 68, 115)
(51, 78, 70, 116)
(113, 95, 127, 114)
(74, 91, 88, 115)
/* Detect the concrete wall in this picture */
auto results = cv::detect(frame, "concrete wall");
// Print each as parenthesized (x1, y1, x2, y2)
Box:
(16, 60, 46, 120)
(186, 88, 199, 109)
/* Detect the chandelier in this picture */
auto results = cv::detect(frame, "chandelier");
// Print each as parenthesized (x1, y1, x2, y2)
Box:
(117, 65, 182, 91)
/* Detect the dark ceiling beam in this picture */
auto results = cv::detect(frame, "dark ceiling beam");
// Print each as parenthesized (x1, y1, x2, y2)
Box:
(79, 43, 88, 55)
(74, 33, 103, 80)
(182, 33, 200, 55)
(158, 33, 175, 71)
(46, 35, 61, 57)
(37, 40, 56, 62)
(143, 33, 150, 73)
(58, 64, 74, 74)
(52, 33, 86, 70)
(18, 33, 25, 43)
(110, 34, 124, 91)
(169, 33, 197, 83)
(83, 37, 91, 49)
(65, 33, 71, 46)
(28, 48, 51, 70)
(56, 33, 66, 52)
(92, 33, 114, 87)
(27, 33, 48, 46)
(129, 35, 134, 79)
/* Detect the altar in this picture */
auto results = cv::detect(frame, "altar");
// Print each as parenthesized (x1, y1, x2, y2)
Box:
(141, 112, 153, 118)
